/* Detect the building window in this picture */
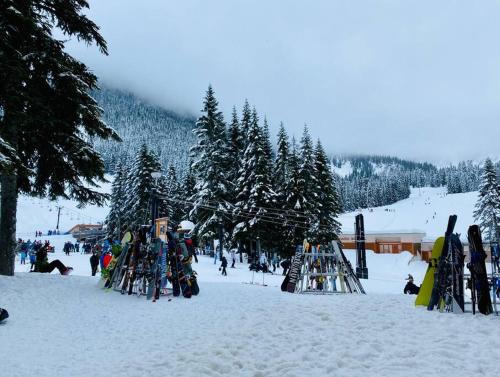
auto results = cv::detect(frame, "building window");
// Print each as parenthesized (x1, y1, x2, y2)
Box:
(380, 244, 392, 253)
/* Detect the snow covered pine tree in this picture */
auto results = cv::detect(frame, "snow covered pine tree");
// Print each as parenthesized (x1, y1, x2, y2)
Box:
(0, 0, 120, 275)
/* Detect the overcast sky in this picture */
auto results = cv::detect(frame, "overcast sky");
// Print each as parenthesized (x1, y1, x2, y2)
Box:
(65, 0, 500, 163)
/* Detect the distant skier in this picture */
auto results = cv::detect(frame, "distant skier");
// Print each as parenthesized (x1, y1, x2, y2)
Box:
(220, 256, 228, 276)
(90, 252, 99, 276)
(404, 274, 420, 295)
(0, 308, 9, 323)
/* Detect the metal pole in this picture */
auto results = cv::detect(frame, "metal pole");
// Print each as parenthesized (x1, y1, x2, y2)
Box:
(56, 206, 62, 232)
(218, 221, 224, 260)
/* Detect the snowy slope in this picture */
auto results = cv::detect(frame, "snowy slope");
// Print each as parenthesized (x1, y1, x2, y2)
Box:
(15, 178, 111, 238)
(3, 251, 499, 377)
(339, 187, 478, 239)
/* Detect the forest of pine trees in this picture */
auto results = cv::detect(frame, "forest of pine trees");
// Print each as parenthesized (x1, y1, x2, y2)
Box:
(97, 86, 489, 217)
(105, 85, 499, 255)
(106, 86, 343, 257)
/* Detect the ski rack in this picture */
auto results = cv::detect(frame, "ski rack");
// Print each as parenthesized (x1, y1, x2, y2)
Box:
(295, 241, 365, 295)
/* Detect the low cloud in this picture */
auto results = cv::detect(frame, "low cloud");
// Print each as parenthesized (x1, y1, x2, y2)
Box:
(65, 0, 500, 163)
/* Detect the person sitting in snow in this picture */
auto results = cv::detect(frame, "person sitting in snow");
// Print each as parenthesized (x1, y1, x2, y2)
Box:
(404, 274, 420, 295)
(0, 307, 8, 323)
(33, 245, 73, 275)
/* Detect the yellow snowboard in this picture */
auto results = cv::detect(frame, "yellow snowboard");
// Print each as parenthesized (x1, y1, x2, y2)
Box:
(415, 237, 445, 307)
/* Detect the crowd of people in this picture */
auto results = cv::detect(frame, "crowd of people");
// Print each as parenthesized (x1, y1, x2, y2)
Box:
(15, 238, 72, 275)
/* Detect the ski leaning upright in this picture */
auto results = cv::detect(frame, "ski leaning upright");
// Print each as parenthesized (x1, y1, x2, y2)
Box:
(331, 241, 366, 294)
(467, 225, 493, 315)
(428, 215, 457, 311)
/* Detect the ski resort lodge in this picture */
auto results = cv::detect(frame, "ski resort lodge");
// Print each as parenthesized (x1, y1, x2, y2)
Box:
(340, 230, 426, 258)
(341, 230, 490, 262)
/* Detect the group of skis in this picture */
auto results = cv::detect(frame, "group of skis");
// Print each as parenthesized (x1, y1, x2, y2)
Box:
(281, 239, 365, 294)
(416, 215, 494, 315)
(100, 228, 199, 301)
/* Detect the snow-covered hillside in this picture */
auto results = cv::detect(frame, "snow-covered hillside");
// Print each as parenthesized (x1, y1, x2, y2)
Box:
(15, 179, 112, 238)
(340, 187, 477, 239)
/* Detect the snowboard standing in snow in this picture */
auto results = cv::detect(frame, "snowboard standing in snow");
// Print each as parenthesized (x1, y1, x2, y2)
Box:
(428, 215, 457, 311)
(467, 225, 493, 315)
(285, 240, 308, 293)
(450, 233, 465, 313)
(415, 237, 444, 307)
(146, 239, 162, 300)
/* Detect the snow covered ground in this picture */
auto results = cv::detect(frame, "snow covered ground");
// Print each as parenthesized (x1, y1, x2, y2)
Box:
(2, 242, 499, 377)
(340, 187, 477, 238)
(5, 186, 494, 376)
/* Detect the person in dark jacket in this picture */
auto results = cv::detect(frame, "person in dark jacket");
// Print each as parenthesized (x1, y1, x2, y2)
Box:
(220, 256, 228, 276)
(90, 252, 99, 276)
(404, 274, 420, 295)
(33, 246, 72, 275)
(0, 308, 8, 323)
(281, 259, 291, 276)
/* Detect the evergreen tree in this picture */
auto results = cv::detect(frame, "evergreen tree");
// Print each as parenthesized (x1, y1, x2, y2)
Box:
(240, 100, 252, 140)
(0, 1, 119, 275)
(283, 137, 305, 253)
(190, 85, 230, 239)
(156, 174, 171, 220)
(126, 144, 162, 228)
(164, 165, 183, 223)
(234, 108, 276, 242)
(262, 117, 274, 170)
(474, 158, 500, 237)
(273, 123, 290, 209)
(311, 140, 342, 243)
(227, 107, 244, 199)
(181, 166, 197, 221)
(106, 162, 127, 239)
(297, 125, 318, 237)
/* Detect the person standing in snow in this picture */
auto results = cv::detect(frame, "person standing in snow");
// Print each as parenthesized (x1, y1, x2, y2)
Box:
(281, 259, 291, 276)
(220, 256, 228, 276)
(33, 245, 73, 275)
(259, 253, 269, 273)
(90, 252, 99, 276)
(230, 250, 236, 268)
(272, 255, 279, 273)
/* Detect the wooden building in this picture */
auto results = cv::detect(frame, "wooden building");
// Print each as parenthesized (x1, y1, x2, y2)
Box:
(340, 230, 426, 259)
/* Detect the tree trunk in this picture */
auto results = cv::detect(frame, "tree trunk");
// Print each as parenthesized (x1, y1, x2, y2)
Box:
(0, 171, 18, 275)
(0, 108, 19, 276)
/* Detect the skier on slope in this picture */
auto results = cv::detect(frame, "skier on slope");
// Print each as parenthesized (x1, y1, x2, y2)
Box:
(403, 274, 420, 295)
